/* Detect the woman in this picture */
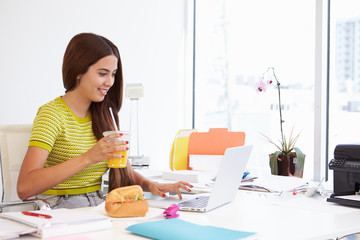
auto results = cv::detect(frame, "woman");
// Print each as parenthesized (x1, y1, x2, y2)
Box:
(17, 33, 192, 209)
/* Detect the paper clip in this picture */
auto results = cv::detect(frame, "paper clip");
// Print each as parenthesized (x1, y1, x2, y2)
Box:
(163, 204, 179, 219)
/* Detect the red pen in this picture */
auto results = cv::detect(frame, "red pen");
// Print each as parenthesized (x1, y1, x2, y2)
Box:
(22, 211, 52, 219)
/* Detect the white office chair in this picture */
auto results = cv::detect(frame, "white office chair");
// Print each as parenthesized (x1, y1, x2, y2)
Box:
(0, 124, 50, 212)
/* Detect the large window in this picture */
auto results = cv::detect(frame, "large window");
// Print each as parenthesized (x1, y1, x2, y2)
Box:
(329, 1, 360, 171)
(194, 0, 316, 178)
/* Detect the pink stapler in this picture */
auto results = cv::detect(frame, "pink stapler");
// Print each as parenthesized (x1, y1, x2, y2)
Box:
(163, 204, 179, 219)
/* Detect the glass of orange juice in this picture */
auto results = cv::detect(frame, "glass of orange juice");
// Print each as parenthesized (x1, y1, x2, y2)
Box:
(103, 131, 130, 168)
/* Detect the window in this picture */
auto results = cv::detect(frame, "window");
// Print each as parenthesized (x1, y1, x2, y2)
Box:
(194, 0, 316, 178)
(328, 0, 360, 174)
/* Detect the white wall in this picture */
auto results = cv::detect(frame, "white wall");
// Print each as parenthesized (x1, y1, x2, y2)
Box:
(0, 0, 192, 170)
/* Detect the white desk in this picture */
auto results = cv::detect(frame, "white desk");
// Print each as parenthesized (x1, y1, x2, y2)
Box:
(79, 187, 360, 240)
(7, 175, 360, 239)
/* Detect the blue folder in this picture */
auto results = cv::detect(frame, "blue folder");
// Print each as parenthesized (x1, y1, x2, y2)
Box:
(126, 218, 256, 240)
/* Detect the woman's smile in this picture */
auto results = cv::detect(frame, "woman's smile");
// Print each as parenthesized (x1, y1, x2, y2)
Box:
(99, 88, 109, 96)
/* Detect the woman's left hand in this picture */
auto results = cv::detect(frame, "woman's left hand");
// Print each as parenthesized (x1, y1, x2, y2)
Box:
(148, 181, 193, 200)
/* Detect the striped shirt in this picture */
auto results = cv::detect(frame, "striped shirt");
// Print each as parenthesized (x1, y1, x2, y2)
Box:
(29, 96, 108, 195)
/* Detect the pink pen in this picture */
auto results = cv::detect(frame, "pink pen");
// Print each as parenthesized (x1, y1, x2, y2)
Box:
(22, 211, 52, 219)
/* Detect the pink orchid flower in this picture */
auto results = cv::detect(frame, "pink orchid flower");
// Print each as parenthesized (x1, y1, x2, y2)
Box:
(255, 80, 268, 92)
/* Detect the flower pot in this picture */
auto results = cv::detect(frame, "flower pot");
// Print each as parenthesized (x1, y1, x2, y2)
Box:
(269, 153, 304, 178)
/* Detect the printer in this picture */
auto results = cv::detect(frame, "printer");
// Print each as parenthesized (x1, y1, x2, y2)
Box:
(327, 144, 360, 207)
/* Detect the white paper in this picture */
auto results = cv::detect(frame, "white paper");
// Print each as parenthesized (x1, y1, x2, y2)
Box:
(239, 175, 309, 193)
(0, 208, 111, 239)
(162, 170, 199, 182)
(189, 155, 223, 171)
(0, 218, 36, 239)
(334, 194, 360, 201)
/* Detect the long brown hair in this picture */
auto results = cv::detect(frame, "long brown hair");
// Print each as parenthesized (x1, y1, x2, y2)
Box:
(62, 33, 135, 192)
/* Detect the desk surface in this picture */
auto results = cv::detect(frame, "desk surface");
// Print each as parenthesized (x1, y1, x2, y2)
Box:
(82, 188, 360, 240)
(10, 175, 360, 240)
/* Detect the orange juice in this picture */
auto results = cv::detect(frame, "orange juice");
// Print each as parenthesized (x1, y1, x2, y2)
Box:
(107, 149, 128, 168)
(103, 131, 130, 168)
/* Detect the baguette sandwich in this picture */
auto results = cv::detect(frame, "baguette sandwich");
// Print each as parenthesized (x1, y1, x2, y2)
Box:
(105, 185, 149, 218)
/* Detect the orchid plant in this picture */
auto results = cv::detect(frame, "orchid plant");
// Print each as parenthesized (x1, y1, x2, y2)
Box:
(256, 67, 305, 176)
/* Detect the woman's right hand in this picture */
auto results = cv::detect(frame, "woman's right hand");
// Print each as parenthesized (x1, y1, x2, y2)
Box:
(83, 133, 128, 165)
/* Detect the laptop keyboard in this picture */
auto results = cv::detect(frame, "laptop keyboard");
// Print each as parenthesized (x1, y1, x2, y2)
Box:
(179, 196, 210, 208)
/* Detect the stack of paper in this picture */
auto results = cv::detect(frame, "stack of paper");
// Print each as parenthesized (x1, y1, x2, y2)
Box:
(0, 218, 35, 239)
(238, 175, 309, 193)
(0, 208, 111, 239)
(162, 170, 199, 182)
(188, 155, 224, 171)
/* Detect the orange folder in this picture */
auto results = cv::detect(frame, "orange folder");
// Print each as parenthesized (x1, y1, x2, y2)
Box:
(187, 128, 245, 170)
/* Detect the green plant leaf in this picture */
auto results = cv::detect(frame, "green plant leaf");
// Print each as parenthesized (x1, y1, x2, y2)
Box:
(293, 147, 305, 174)
(283, 135, 288, 152)
(269, 151, 281, 175)
(286, 126, 299, 151)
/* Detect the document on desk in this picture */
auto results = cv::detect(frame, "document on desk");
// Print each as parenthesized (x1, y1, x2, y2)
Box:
(162, 170, 216, 184)
(0, 218, 36, 239)
(188, 154, 224, 171)
(126, 218, 256, 240)
(0, 208, 112, 239)
(238, 175, 309, 193)
(162, 170, 200, 182)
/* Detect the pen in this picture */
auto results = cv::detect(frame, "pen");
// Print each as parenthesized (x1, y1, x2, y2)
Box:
(242, 172, 250, 179)
(22, 211, 52, 219)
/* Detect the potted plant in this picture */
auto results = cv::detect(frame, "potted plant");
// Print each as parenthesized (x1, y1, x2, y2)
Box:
(256, 67, 305, 178)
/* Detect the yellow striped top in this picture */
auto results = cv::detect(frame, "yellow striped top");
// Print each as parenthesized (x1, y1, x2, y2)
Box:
(29, 96, 108, 195)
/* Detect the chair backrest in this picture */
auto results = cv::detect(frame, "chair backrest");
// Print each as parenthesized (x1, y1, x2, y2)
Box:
(0, 124, 32, 202)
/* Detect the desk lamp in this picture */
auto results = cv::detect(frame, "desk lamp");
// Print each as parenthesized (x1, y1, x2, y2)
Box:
(125, 83, 150, 168)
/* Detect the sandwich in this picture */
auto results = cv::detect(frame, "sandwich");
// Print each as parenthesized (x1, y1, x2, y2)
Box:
(105, 185, 149, 218)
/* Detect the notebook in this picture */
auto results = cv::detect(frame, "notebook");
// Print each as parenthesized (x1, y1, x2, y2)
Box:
(149, 145, 253, 212)
(0, 208, 112, 239)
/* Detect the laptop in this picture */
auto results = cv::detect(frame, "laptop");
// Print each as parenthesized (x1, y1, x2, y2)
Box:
(149, 145, 253, 212)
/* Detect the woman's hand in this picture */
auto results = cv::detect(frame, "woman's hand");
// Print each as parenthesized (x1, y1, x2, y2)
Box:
(83, 133, 128, 165)
(148, 181, 193, 200)
(17, 133, 128, 200)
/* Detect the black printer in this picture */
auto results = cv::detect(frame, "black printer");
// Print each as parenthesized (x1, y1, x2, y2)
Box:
(327, 144, 360, 207)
